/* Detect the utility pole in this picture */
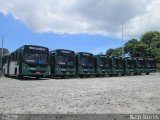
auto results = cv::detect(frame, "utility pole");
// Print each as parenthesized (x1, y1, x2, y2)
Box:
(1, 35, 4, 76)
(121, 22, 124, 58)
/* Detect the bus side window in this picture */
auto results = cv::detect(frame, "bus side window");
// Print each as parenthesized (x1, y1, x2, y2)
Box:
(2, 56, 5, 64)
(13, 52, 16, 61)
(8, 55, 11, 63)
(13, 52, 15, 61)
(12, 53, 14, 61)
(10, 54, 12, 62)
(11, 53, 14, 62)
(15, 51, 18, 61)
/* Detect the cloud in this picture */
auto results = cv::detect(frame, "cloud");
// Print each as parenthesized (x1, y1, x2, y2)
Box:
(0, 0, 159, 38)
(125, 0, 160, 36)
(89, 45, 119, 55)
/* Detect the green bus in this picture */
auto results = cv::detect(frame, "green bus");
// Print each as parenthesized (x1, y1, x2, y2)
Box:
(124, 57, 137, 75)
(94, 55, 111, 77)
(136, 57, 146, 75)
(49, 49, 76, 78)
(145, 58, 157, 74)
(110, 56, 125, 76)
(3, 45, 49, 79)
(76, 52, 94, 78)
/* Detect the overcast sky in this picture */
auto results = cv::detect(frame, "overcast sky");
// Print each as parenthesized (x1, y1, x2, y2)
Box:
(0, 0, 160, 53)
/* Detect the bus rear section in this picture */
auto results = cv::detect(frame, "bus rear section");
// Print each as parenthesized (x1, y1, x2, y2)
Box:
(111, 56, 125, 76)
(94, 55, 111, 77)
(76, 52, 94, 78)
(124, 57, 136, 75)
(3, 45, 50, 79)
(49, 49, 76, 78)
(145, 58, 157, 75)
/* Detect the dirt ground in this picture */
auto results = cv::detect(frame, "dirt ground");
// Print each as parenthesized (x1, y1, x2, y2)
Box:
(0, 73, 160, 114)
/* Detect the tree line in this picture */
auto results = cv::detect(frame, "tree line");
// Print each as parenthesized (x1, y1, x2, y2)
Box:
(106, 31, 160, 62)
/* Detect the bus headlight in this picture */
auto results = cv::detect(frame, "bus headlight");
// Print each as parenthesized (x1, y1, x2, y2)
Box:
(56, 68, 60, 71)
(29, 68, 36, 70)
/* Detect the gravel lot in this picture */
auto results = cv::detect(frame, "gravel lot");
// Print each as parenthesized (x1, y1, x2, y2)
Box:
(0, 73, 160, 114)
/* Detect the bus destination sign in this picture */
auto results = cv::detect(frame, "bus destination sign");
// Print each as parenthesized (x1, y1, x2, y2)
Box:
(61, 50, 72, 54)
(82, 53, 91, 56)
(29, 46, 46, 51)
(100, 56, 106, 58)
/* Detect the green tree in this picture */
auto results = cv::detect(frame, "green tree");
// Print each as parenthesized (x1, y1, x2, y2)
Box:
(134, 43, 147, 57)
(140, 31, 160, 47)
(124, 39, 147, 57)
(124, 39, 139, 56)
(140, 31, 160, 61)
(106, 47, 122, 56)
(106, 31, 160, 61)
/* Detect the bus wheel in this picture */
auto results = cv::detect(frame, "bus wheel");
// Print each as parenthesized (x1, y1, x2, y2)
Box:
(86, 75, 90, 78)
(121, 74, 125, 76)
(36, 76, 40, 79)
(109, 74, 113, 77)
(95, 74, 99, 77)
(61, 76, 65, 79)
(17, 75, 22, 79)
(79, 75, 83, 78)
(72, 75, 76, 78)
(146, 73, 149, 75)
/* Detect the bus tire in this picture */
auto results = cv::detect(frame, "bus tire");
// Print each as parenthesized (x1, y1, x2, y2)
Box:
(114, 74, 118, 76)
(146, 73, 149, 75)
(121, 74, 125, 76)
(15, 68, 17, 76)
(17, 75, 22, 79)
(95, 74, 99, 77)
(109, 74, 113, 77)
(71, 75, 76, 78)
(61, 76, 65, 79)
(36, 76, 40, 79)
(79, 75, 83, 78)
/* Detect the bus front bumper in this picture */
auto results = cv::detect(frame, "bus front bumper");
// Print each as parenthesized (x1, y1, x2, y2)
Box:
(22, 67, 49, 77)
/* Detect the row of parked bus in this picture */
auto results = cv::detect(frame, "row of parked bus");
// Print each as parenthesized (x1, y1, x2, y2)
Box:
(2, 45, 157, 79)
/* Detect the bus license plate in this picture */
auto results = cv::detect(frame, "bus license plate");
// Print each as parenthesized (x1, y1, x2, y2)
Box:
(66, 72, 70, 74)
(36, 72, 41, 74)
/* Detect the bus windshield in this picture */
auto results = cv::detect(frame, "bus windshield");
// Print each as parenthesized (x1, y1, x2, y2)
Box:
(115, 58, 123, 68)
(98, 57, 108, 66)
(138, 60, 145, 68)
(79, 55, 93, 67)
(148, 60, 156, 68)
(127, 59, 133, 67)
(56, 53, 75, 66)
(24, 53, 48, 65)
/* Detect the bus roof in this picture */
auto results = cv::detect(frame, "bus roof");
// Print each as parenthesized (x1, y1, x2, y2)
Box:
(111, 56, 122, 59)
(95, 55, 106, 57)
(13, 45, 49, 53)
(50, 49, 75, 54)
(76, 52, 94, 56)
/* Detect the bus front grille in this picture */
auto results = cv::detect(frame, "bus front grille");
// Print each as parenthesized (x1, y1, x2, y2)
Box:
(29, 70, 45, 74)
